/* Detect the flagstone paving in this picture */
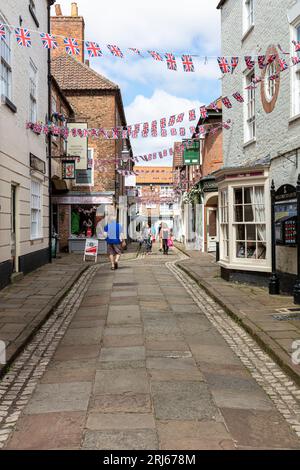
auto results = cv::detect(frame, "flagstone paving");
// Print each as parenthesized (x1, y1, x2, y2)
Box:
(1, 247, 300, 449)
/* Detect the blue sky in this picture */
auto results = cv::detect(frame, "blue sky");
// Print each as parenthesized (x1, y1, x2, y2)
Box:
(52, 1, 222, 164)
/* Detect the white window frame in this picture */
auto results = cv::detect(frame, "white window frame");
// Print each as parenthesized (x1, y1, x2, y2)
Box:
(29, 59, 38, 122)
(219, 188, 229, 261)
(243, 0, 255, 33)
(264, 61, 277, 103)
(0, 15, 12, 101)
(244, 70, 256, 143)
(291, 21, 300, 117)
(74, 148, 94, 187)
(30, 179, 42, 240)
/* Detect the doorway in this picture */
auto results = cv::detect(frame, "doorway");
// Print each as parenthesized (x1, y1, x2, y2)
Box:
(207, 207, 217, 252)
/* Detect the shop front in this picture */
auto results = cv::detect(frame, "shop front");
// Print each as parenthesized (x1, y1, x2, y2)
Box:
(52, 194, 114, 254)
(215, 165, 272, 285)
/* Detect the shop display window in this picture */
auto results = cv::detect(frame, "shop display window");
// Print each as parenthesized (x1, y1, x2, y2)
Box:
(71, 205, 98, 238)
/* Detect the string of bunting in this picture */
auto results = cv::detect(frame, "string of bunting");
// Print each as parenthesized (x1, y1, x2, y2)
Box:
(1, 22, 299, 73)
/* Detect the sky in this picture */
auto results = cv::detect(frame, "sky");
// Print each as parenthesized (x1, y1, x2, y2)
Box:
(51, 1, 222, 165)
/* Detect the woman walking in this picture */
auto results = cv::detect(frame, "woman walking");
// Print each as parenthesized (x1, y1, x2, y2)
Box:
(160, 222, 171, 255)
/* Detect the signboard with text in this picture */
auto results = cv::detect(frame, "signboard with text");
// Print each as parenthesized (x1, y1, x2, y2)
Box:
(67, 123, 88, 170)
(83, 239, 99, 262)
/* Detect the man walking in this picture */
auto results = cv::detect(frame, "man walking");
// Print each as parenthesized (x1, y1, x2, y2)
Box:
(104, 211, 125, 270)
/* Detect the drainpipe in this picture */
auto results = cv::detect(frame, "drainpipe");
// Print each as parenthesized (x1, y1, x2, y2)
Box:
(47, 2, 54, 263)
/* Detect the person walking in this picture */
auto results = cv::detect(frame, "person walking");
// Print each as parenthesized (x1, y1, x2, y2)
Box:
(142, 224, 152, 255)
(104, 212, 125, 270)
(160, 222, 170, 255)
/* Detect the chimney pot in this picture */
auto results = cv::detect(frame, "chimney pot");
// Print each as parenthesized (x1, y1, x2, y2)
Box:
(71, 3, 78, 17)
(55, 4, 62, 16)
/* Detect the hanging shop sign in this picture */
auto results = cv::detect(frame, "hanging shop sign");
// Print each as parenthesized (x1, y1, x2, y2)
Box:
(75, 169, 93, 185)
(183, 140, 200, 165)
(30, 153, 46, 174)
(67, 122, 88, 170)
(62, 160, 76, 179)
(275, 185, 297, 246)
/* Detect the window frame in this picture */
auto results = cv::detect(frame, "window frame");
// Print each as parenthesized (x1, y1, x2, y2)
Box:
(291, 21, 300, 117)
(243, 0, 255, 33)
(244, 70, 256, 143)
(29, 59, 38, 122)
(30, 179, 42, 240)
(219, 188, 229, 261)
(74, 148, 94, 187)
(0, 15, 12, 101)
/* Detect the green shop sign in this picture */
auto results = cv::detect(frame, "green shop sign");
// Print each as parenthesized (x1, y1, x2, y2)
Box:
(183, 140, 200, 165)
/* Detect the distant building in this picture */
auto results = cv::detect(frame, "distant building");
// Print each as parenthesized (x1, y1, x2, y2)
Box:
(0, 0, 55, 290)
(216, 0, 300, 293)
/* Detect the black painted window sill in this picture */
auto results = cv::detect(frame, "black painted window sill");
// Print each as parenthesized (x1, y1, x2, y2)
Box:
(4, 97, 17, 113)
(29, 4, 39, 28)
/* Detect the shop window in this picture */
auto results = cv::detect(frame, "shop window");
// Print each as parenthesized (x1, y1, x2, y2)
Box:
(220, 189, 229, 260)
(71, 205, 97, 238)
(233, 186, 266, 260)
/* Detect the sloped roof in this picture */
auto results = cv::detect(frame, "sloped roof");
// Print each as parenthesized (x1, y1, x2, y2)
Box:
(51, 55, 119, 92)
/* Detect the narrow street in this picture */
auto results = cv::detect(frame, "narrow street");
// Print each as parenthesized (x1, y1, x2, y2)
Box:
(0, 247, 300, 450)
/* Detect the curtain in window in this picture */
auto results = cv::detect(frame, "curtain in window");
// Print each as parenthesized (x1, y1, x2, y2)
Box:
(253, 187, 266, 243)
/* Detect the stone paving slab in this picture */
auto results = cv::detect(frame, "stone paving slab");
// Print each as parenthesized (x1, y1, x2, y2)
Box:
(175, 242, 300, 384)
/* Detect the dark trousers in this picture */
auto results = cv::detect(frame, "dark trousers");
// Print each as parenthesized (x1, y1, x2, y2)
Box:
(162, 239, 169, 254)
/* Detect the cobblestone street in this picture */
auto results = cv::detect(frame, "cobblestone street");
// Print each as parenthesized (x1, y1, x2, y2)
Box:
(1, 247, 300, 450)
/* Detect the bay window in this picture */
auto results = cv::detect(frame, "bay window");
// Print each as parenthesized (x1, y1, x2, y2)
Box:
(220, 189, 229, 260)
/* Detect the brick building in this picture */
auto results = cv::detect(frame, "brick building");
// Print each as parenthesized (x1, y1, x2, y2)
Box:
(216, 0, 300, 293)
(50, 3, 132, 253)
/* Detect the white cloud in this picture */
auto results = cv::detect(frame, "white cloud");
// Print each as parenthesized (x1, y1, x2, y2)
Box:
(125, 89, 203, 166)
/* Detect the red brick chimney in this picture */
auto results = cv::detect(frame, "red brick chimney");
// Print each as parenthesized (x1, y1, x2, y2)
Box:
(51, 2, 85, 63)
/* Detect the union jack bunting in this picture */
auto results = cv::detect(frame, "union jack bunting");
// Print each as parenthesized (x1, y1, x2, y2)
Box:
(129, 47, 142, 56)
(112, 128, 119, 139)
(292, 56, 300, 65)
(142, 130, 148, 138)
(85, 41, 102, 57)
(222, 97, 232, 109)
(189, 109, 196, 121)
(159, 151, 163, 158)
(222, 120, 231, 130)
(131, 131, 138, 138)
(153, 152, 157, 159)
(245, 56, 255, 70)
(278, 58, 288, 71)
(165, 53, 177, 71)
(217, 57, 230, 74)
(0, 24, 6, 41)
(107, 45, 123, 58)
(209, 101, 220, 112)
(40, 33, 58, 49)
(200, 106, 208, 119)
(199, 126, 205, 134)
(15, 28, 31, 47)
(170, 128, 177, 136)
(180, 128, 186, 136)
(169, 148, 173, 155)
(181, 55, 194, 72)
(258, 55, 266, 69)
(176, 113, 184, 123)
(143, 122, 149, 130)
(269, 73, 279, 81)
(161, 129, 167, 137)
(127, 126, 132, 136)
(231, 56, 239, 73)
(151, 129, 158, 137)
(232, 92, 244, 103)
(64, 37, 80, 55)
(163, 149, 168, 156)
(267, 54, 277, 65)
(278, 44, 290, 55)
(189, 126, 196, 134)
(122, 129, 128, 139)
(148, 51, 163, 61)
(160, 118, 166, 128)
(168, 115, 176, 126)
(293, 40, 300, 52)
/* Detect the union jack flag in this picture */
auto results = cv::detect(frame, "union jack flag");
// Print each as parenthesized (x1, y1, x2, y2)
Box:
(189, 126, 196, 134)
(258, 55, 266, 69)
(112, 128, 119, 139)
(232, 92, 244, 103)
(293, 40, 300, 52)
(278, 58, 288, 71)
(165, 53, 177, 71)
(176, 113, 184, 123)
(269, 73, 279, 81)
(0, 24, 6, 41)
(40, 33, 58, 49)
(163, 149, 168, 156)
(170, 128, 177, 136)
(267, 54, 277, 65)
(169, 148, 173, 155)
(222, 97, 232, 109)
(199, 126, 206, 135)
(15, 28, 31, 47)
(153, 152, 157, 159)
(209, 101, 220, 112)
(161, 129, 167, 137)
(148, 51, 163, 61)
(231, 56, 239, 73)
(181, 55, 194, 72)
(122, 129, 128, 139)
(218, 57, 230, 74)
(129, 47, 142, 56)
(151, 120, 157, 129)
(134, 124, 140, 134)
(151, 129, 158, 137)
(292, 56, 300, 65)
(64, 37, 80, 55)
(142, 130, 148, 137)
(107, 45, 123, 58)
(168, 115, 176, 126)
(180, 128, 186, 136)
(245, 56, 255, 70)
(200, 106, 208, 119)
(86, 41, 102, 57)
(160, 118, 166, 128)
(159, 151, 163, 158)
(127, 126, 132, 136)
(189, 109, 196, 121)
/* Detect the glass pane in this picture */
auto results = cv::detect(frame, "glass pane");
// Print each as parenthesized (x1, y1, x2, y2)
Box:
(246, 242, 256, 259)
(234, 188, 243, 204)
(246, 224, 256, 241)
(236, 242, 246, 258)
(235, 206, 243, 222)
(244, 187, 253, 204)
(245, 205, 254, 222)
(255, 205, 265, 223)
(257, 243, 266, 260)
(257, 224, 266, 241)
(236, 224, 245, 240)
